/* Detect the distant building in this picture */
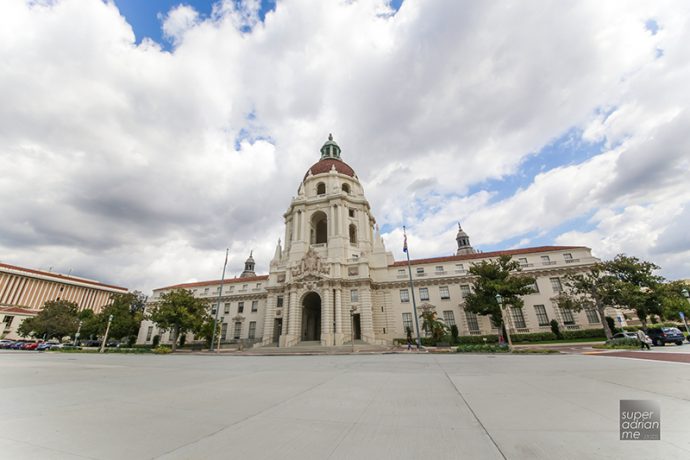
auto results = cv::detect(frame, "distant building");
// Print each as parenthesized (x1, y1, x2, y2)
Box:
(138, 135, 607, 347)
(0, 262, 128, 339)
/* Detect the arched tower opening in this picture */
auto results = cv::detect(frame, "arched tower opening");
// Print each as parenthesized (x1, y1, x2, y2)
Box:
(316, 182, 326, 195)
(311, 211, 328, 244)
(349, 224, 357, 244)
(301, 292, 321, 341)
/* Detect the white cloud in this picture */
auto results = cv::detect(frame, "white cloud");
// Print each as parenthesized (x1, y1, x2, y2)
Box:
(1, 0, 689, 293)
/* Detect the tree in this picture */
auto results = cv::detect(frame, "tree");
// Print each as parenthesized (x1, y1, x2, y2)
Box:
(147, 289, 208, 351)
(91, 292, 146, 342)
(464, 255, 536, 333)
(603, 255, 664, 327)
(658, 280, 690, 321)
(17, 300, 79, 340)
(195, 315, 222, 348)
(419, 307, 448, 343)
(554, 266, 617, 339)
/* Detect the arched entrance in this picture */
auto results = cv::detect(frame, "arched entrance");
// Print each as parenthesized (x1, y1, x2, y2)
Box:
(301, 292, 321, 341)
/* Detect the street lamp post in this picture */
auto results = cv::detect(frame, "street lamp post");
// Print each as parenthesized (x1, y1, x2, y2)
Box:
(99, 315, 113, 353)
(73, 320, 82, 347)
(681, 289, 690, 337)
(496, 294, 513, 352)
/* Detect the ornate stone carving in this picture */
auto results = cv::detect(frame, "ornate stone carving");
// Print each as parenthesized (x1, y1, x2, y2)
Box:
(291, 247, 330, 280)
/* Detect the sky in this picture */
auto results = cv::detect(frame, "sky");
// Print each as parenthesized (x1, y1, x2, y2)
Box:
(1, 0, 689, 294)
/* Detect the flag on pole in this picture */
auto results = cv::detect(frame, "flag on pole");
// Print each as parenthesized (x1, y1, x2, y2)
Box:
(403, 226, 408, 253)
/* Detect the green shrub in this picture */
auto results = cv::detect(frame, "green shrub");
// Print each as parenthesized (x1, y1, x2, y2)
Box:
(457, 334, 500, 344)
(450, 325, 459, 345)
(456, 343, 509, 353)
(152, 346, 172, 354)
(550, 319, 562, 339)
(511, 332, 557, 343)
(152, 335, 161, 348)
(561, 328, 606, 340)
(104, 347, 151, 354)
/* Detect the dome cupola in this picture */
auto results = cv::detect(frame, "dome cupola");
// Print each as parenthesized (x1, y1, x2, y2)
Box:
(320, 133, 341, 160)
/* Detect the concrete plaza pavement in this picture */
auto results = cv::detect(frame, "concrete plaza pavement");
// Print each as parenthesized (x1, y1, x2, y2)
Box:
(1, 351, 689, 460)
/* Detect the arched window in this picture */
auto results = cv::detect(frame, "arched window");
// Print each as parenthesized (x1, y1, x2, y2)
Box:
(342, 183, 350, 194)
(316, 182, 326, 195)
(311, 211, 328, 244)
(349, 224, 357, 244)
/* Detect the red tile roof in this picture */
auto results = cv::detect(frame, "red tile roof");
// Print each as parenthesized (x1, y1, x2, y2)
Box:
(0, 262, 128, 291)
(304, 159, 356, 180)
(158, 275, 269, 291)
(390, 246, 587, 267)
(0, 306, 37, 315)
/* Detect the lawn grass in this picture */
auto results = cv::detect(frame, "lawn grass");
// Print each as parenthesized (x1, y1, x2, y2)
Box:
(514, 338, 605, 345)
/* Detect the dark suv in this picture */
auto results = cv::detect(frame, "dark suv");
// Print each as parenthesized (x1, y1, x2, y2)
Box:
(645, 327, 684, 346)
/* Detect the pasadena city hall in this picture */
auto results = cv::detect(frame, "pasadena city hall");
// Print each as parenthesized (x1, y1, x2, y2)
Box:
(137, 135, 602, 347)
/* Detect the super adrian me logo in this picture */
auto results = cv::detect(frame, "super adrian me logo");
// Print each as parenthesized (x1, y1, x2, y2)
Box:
(620, 400, 661, 440)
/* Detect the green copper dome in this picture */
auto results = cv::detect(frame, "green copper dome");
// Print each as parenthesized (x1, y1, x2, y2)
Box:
(320, 133, 342, 160)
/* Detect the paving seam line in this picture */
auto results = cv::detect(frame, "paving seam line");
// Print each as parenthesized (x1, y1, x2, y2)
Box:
(433, 357, 508, 460)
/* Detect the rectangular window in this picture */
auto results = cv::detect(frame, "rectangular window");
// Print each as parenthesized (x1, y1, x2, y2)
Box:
(350, 289, 359, 303)
(435, 265, 444, 273)
(534, 305, 549, 326)
(204, 288, 209, 295)
(510, 307, 526, 329)
(529, 281, 540, 293)
(397, 269, 405, 277)
(518, 257, 528, 265)
(585, 308, 600, 324)
(3, 315, 14, 326)
(211, 304, 217, 315)
(402, 312, 413, 333)
(228, 285, 234, 292)
(443, 310, 456, 326)
(465, 310, 480, 332)
(455, 263, 464, 272)
(242, 284, 248, 290)
(256, 283, 261, 288)
(224, 303, 230, 314)
(348, 208, 355, 217)
(238, 302, 244, 314)
(233, 322, 242, 339)
(276, 296, 284, 308)
(561, 307, 575, 325)
(221, 323, 228, 341)
(400, 289, 410, 303)
(251, 301, 258, 312)
(439, 286, 450, 300)
(550, 277, 563, 293)
(416, 267, 425, 276)
(248, 321, 257, 339)
(419, 287, 429, 301)
(541, 255, 550, 263)
(146, 326, 153, 341)
(563, 253, 573, 261)
(460, 285, 471, 298)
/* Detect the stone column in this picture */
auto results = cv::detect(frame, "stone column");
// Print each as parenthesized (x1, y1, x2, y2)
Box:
(360, 287, 375, 344)
(334, 288, 344, 346)
(321, 287, 332, 346)
(261, 295, 276, 346)
(282, 289, 300, 347)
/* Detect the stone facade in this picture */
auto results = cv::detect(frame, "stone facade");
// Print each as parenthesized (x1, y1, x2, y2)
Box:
(139, 136, 614, 347)
(0, 262, 128, 340)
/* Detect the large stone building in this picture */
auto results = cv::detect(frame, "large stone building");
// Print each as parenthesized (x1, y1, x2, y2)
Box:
(0, 262, 129, 339)
(138, 135, 605, 347)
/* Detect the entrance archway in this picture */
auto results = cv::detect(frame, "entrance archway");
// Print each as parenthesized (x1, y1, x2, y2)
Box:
(301, 292, 321, 341)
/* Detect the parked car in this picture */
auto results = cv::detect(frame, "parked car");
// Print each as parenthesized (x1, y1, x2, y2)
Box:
(22, 341, 40, 350)
(611, 332, 639, 341)
(10, 341, 27, 349)
(37, 342, 52, 351)
(80, 340, 101, 347)
(0, 339, 16, 349)
(646, 327, 684, 346)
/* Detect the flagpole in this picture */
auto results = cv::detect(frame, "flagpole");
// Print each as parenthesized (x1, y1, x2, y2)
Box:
(210, 248, 229, 352)
(403, 226, 423, 349)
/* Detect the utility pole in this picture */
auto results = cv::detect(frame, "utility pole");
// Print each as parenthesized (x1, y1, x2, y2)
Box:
(403, 226, 422, 349)
(211, 248, 229, 352)
(99, 315, 113, 353)
(73, 320, 82, 346)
